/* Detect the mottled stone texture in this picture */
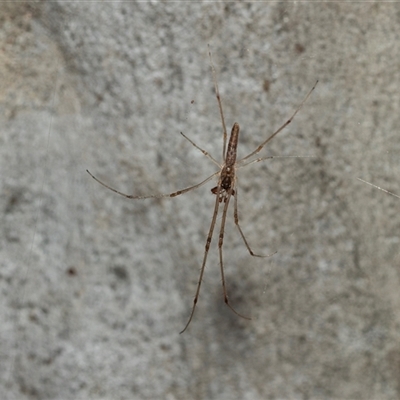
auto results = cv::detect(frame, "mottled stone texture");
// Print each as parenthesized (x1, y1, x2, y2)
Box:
(1, 2, 400, 399)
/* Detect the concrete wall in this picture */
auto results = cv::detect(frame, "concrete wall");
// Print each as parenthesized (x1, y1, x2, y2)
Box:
(1, 2, 400, 399)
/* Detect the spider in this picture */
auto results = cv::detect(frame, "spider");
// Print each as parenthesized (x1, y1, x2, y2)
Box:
(87, 46, 318, 333)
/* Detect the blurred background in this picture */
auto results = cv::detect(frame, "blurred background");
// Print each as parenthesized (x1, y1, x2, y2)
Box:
(1, 2, 400, 399)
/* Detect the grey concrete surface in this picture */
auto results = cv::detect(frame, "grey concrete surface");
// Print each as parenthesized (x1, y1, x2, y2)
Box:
(1, 2, 400, 399)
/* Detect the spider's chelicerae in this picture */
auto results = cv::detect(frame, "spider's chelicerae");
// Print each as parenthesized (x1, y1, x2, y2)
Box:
(87, 46, 318, 333)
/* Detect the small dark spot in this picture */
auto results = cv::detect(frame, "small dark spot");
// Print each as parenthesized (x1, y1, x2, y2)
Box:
(295, 43, 305, 54)
(67, 267, 77, 276)
(112, 266, 129, 280)
(263, 79, 270, 92)
(8, 107, 17, 120)
(191, 99, 195, 104)
(44, 356, 55, 365)
(29, 312, 38, 322)
(5, 191, 22, 213)
(160, 343, 170, 351)
(95, 93, 104, 103)
(298, 334, 307, 343)
(157, 151, 163, 167)
(153, 77, 163, 88)
(20, 382, 39, 397)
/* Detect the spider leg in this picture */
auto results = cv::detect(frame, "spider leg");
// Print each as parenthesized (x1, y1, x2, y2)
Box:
(180, 183, 222, 334)
(239, 80, 318, 164)
(180, 131, 220, 167)
(357, 178, 400, 199)
(233, 182, 277, 258)
(208, 44, 228, 162)
(218, 188, 251, 320)
(87, 169, 219, 199)
(237, 155, 315, 169)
